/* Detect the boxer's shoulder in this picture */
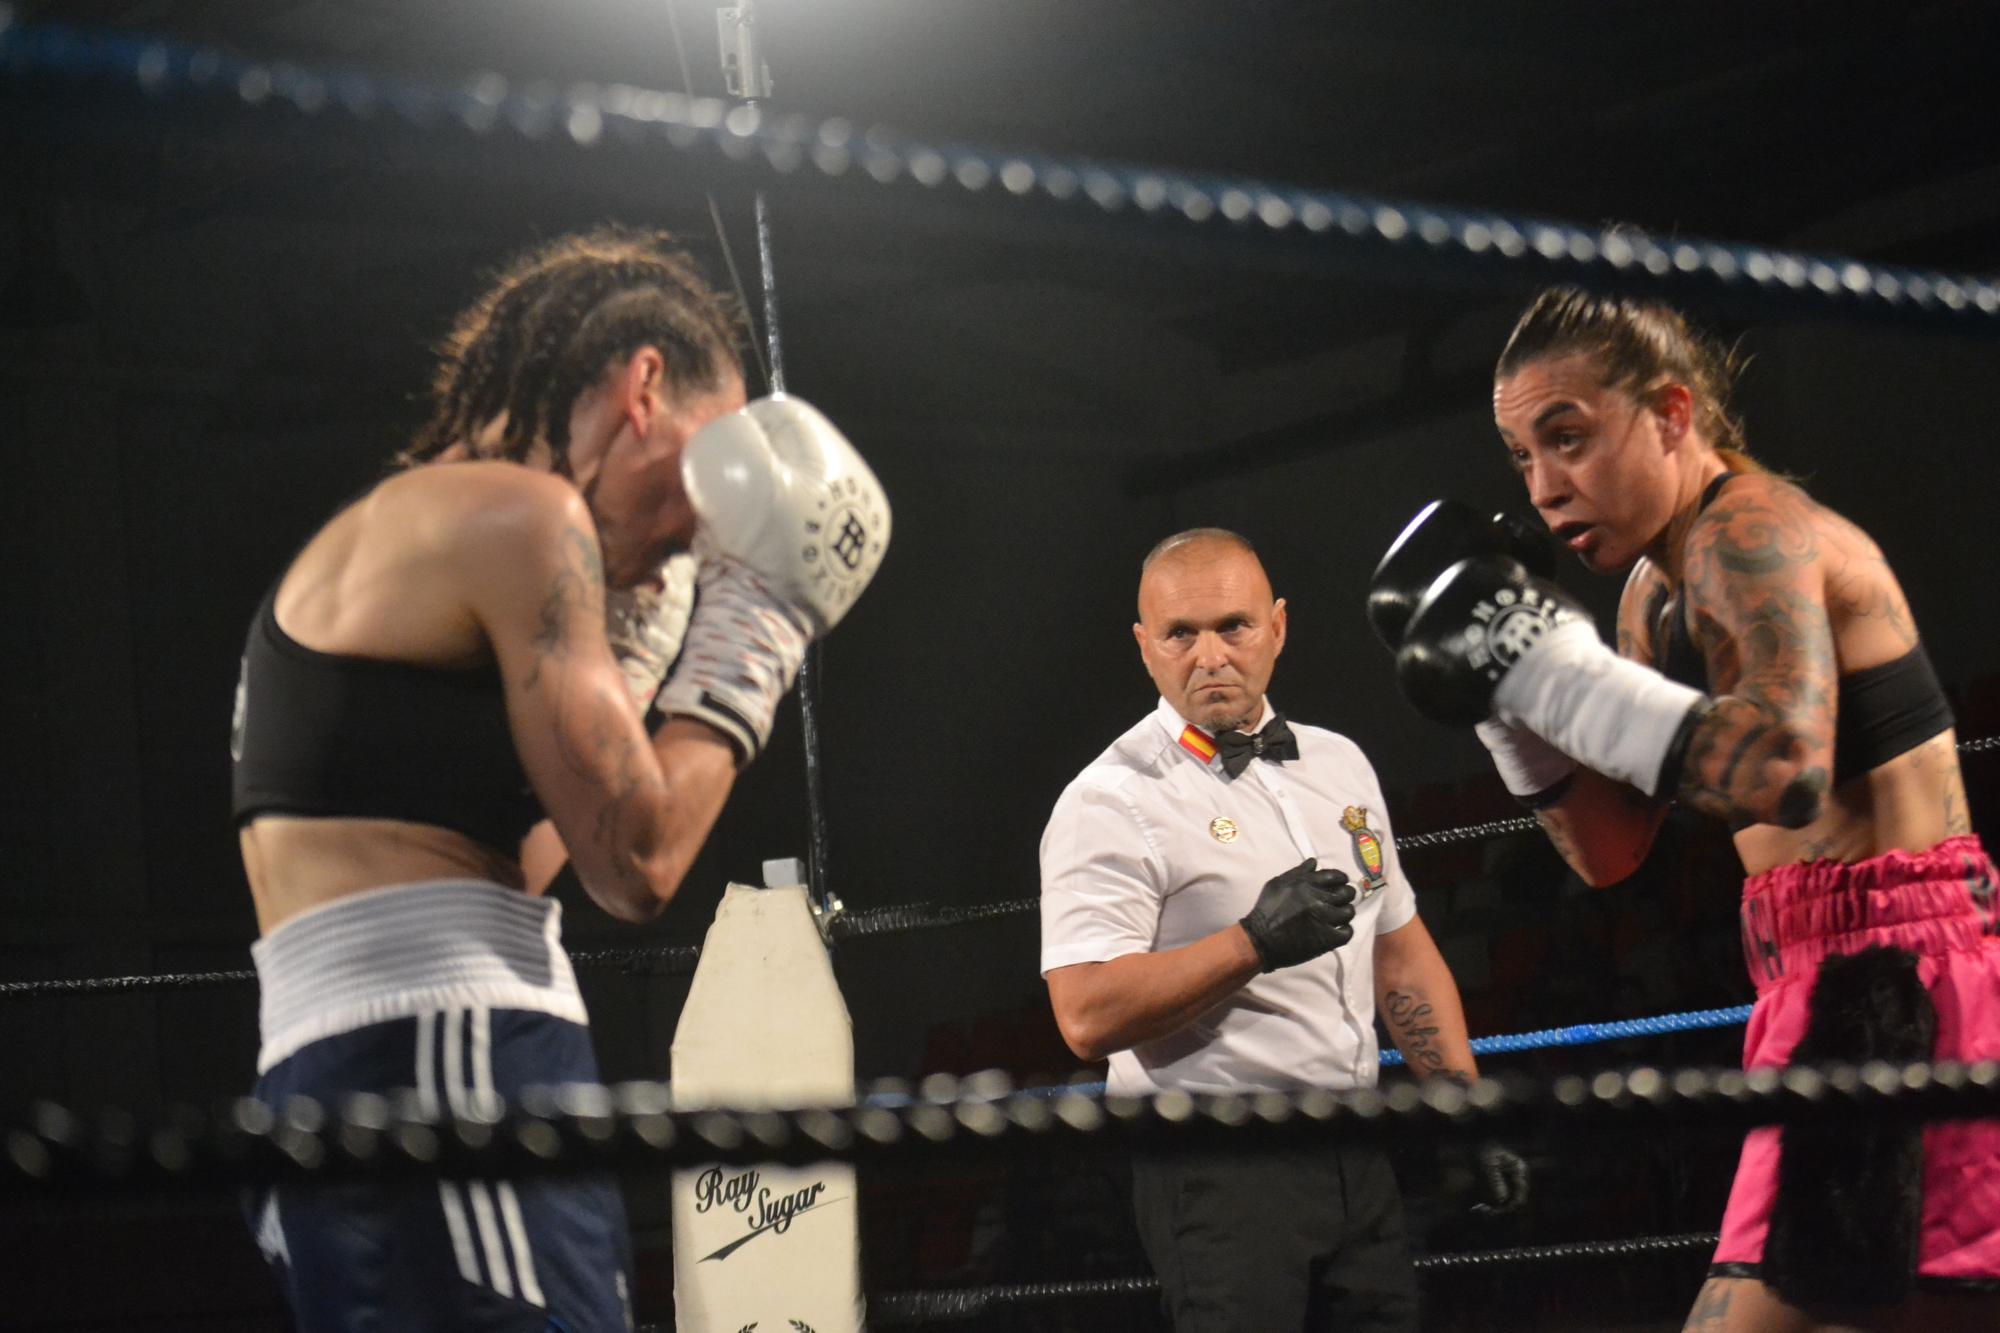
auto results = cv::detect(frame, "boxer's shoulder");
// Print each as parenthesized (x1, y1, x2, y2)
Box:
(1685, 471, 1813, 547)
(1682, 473, 1829, 604)
(363, 464, 593, 584)
(381, 459, 581, 527)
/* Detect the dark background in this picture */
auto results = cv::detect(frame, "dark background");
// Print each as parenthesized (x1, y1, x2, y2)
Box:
(3, 1, 1999, 1328)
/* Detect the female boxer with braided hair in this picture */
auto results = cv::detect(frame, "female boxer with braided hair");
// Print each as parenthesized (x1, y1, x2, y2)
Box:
(231, 226, 887, 1330)
(1377, 287, 1998, 1331)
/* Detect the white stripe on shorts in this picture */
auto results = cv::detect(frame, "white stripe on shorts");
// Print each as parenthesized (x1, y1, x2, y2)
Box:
(419, 1011, 482, 1286)
(441, 1007, 470, 1119)
(497, 1183, 546, 1308)
(437, 1183, 482, 1286)
(468, 1005, 544, 1306)
(467, 1181, 515, 1300)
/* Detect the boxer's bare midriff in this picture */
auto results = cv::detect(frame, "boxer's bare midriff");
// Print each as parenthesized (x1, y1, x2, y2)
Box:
(242, 816, 527, 936)
(1734, 728, 1968, 877)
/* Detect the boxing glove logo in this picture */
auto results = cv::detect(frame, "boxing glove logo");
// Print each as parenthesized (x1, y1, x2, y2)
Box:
(802, 475, 887, 614)
(1469, 587, 1577, 680)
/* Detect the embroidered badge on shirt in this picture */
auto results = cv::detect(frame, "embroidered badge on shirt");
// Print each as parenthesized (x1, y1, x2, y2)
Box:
(1341, 805, 1389, 894)
(1209, 816, 1239, 844)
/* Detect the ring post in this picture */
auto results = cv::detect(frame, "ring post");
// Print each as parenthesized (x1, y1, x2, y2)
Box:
(668, 856, 863, 1331)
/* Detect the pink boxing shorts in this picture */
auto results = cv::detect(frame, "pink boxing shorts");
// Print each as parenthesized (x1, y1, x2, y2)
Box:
(1713, 834, 2000, 1284)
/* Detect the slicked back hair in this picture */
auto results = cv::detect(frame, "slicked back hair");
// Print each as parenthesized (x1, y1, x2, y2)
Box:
(399, 226, 745, 471)
(1496, 285, 1765, 475)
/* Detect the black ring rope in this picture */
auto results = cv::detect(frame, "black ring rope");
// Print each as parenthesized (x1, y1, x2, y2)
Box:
(862, 1277, 1164, 1325)
(4, 731, 1993, 1000)
(819, 1232, 1724, 1326)
(3, 16, 1998, 335)
(1411, 1230, 1721, 1273)
(7, 1058, 1996, 1193)
(826, 897, 1042, 941)
(1394, 814, 1544, 853)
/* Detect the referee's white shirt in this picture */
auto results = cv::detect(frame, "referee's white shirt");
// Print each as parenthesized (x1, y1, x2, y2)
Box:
(1039, 697, 1418, 1096)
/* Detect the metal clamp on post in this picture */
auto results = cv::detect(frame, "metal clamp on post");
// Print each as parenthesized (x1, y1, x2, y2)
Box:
(764, 857, 844, 945)
(717, 4, 772, 100)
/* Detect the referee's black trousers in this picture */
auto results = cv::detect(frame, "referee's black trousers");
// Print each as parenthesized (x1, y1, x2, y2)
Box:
(1131, 1139, 1418, 1333)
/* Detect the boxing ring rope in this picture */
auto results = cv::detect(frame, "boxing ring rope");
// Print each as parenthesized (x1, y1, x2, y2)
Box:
(4, 14, 1998, 336)
(826, 1233, 1731, 1327)
(8, 1056, 1998, 1193)
(628, 1231, 1729, 1328)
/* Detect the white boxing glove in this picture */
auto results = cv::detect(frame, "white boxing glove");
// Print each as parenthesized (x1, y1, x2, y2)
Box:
(604, 550, 697, 712)
(677, 395, 890, 633)
(653, 396, 890, 762)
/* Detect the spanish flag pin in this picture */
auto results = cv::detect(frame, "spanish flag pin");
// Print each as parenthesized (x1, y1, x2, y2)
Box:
(1177, 725, 1217, 764)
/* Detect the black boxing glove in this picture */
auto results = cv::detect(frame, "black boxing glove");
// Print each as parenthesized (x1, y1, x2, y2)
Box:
(1396, 556, 1706, 798)
(1239, 859, 1356, 972)
(1368, 500, 1554, 650)
(1468, 1140, 1530, 1216)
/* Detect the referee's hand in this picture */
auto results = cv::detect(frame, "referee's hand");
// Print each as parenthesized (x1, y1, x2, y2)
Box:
(1239, 859, 1355, 972)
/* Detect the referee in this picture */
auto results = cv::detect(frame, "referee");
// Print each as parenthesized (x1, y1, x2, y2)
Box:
(1038, 528, 1524, 1332)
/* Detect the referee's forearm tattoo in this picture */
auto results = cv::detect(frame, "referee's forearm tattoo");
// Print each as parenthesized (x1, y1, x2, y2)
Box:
(1382, 988, 1468, 1085)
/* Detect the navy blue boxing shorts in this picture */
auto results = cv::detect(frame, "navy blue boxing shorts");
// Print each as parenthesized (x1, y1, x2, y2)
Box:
(243, 1006, 634, 1332)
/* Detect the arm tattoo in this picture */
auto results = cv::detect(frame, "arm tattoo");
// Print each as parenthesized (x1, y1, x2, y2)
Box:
(1821, 507, 1920, 649)
(1383, 988, 1449, 1077)
(525, 524, 606, 687)
(520, 520, 660, 900)
(1673, 487, 1837, 827)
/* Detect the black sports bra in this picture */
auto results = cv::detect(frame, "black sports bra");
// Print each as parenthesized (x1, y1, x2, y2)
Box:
(230, 581, 543, 853)
(1656, 473, 1953, 787)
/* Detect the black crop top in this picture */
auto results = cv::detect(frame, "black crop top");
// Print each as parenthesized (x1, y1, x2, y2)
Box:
(230, 582, 543, 853)
(1656, 473, 1954, 787)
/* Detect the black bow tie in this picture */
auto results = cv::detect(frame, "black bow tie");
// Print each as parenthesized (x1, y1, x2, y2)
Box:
(1213, 714, 1299, 778)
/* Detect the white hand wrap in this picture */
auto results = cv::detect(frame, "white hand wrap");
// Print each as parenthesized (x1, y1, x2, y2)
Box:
(1474, 716, 1577, 805)
(604, 551, 698, 712)
(1491, 620, 1705, 798)
(652, 556, 811, 763)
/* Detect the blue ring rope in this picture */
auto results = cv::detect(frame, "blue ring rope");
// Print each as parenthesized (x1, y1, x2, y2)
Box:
(944, 1003, 1754, 1104)
(1389, 1002, 1754, 1066)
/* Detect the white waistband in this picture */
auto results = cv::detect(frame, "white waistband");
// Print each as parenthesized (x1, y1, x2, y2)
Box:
(252, 879, 587, 1073)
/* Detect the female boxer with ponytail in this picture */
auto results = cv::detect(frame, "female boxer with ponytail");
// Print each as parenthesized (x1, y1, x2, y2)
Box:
(1374, 286, 1999, 1331)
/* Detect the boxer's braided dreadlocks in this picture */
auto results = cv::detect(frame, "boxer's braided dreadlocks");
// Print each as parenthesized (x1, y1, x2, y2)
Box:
(400, 226, 745, 470)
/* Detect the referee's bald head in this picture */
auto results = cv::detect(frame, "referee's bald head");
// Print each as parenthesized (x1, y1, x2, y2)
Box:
(1141, 527, 1258, 575)
(1138, 529, 1267, 616)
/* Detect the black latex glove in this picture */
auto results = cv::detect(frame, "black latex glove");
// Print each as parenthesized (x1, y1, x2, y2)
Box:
(1238, 859, 1356, 972)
